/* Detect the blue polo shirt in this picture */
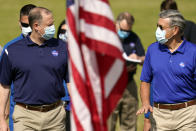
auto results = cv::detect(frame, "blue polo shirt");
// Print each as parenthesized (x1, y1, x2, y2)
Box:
(0, 36, 69, 105)
(140, 40, 196, 104)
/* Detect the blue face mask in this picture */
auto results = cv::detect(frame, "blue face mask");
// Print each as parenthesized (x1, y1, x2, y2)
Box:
(118, 30, 130, 39)
(155, 27, 168, 44)
(42, 25, 55, 40)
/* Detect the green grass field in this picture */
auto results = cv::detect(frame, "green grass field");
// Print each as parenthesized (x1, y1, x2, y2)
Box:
(0, 0, 196, 130)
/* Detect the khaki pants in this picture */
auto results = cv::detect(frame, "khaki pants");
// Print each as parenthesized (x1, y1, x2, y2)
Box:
(108, 80, 138, 131)
(13, 104, 66, 131)
(150, 105, 196, 131)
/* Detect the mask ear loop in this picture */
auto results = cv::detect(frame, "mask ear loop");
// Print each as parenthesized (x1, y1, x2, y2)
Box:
(37, 25, 45, 38)
(166, 26, 175, 41)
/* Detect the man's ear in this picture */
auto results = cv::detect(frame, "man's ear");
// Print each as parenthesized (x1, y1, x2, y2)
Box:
(173, 26, 180, 36)
(33, 22, 39, 32)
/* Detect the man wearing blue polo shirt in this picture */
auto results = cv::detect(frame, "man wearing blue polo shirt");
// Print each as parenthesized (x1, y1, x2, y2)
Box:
(0, 4, 36, 131)
(137, 10, 196, 130)
(0, 7, 69, 130)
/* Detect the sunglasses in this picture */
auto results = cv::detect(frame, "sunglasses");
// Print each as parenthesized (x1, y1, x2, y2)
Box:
(59, 29, 66, 34)
(157, 24, 170, 30)
(21, 22, 29, 27)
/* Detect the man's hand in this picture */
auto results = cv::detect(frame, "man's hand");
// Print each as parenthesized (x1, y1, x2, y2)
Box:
(129, 53, 145, 64)
(128, 53, 139, 59)
(136, 104, 153, 115)
(143, 118, 151, 131)
(0, 118, 9, 131)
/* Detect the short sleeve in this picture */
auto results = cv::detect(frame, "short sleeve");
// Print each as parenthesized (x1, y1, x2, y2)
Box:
(140, 47, 153, 82)
(0, 49, 13, 85)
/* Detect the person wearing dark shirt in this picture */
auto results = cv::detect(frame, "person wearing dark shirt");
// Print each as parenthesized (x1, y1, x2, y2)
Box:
(108, 12, 145, 131)
(0, 7, 69, 131)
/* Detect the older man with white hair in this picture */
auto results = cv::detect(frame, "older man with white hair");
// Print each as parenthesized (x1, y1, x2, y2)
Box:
(137, 9, 196, 131)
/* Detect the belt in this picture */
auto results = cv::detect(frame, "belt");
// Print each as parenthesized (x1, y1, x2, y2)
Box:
(154, 99, 196, 110)
(16, 100, 62, 112)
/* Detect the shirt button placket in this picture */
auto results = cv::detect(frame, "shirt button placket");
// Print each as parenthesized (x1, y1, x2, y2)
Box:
(169, 54, 173, 63)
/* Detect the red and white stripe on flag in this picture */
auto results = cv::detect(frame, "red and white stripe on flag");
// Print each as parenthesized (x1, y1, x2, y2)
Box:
(66, 0, 127, 130)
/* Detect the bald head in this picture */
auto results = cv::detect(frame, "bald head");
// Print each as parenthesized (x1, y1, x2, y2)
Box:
(28, 7, 52, 29)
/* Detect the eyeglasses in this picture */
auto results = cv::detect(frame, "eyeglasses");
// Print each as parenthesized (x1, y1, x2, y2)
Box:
(21, 22, 29, 27)
(157, 24, 171, 30)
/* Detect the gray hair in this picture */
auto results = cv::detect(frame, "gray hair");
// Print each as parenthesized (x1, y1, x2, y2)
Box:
(159, 9, 185, 36)
(28, 7, 52, 28)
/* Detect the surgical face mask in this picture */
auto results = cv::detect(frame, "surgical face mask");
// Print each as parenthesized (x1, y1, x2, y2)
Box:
(118, 30, 130, 39)
(155, 27, 171, 44)
(59, 33, 67, 42)
(22, 26, 32, 37)
(42, 25, 56, 40)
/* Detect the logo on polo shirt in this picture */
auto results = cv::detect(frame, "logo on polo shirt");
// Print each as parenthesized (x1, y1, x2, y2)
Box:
(179, 62, 185, 68)
(51, 50, 59, 56)
(129, 42, 135, 48)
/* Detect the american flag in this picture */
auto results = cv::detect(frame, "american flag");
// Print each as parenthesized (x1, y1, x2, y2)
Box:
(66, 0, 127, 130)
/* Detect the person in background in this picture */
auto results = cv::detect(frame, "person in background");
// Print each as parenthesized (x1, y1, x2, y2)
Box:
(0, 4, 36, 131)
(57, 19, 71, 131)
(57, 20, 68, 42)
(137, 9, 196, 131)
(108, 12, 145, 131)
(0, 7, 69, 130)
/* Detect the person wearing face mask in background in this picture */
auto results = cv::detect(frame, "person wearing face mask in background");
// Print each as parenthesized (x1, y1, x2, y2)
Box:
(0, 7, 69, 131)
(57, 20, 68, 42)
(108, 12, 145, 131)
(57, 19, 71, 131)
(137, 10, 196, 131)
(0, 4, 36, 131)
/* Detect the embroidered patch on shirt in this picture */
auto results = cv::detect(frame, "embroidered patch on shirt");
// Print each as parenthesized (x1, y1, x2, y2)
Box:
(51, 50, 59, 56)
(179, 62, 185, 68)
(129, 42, 135, 48)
